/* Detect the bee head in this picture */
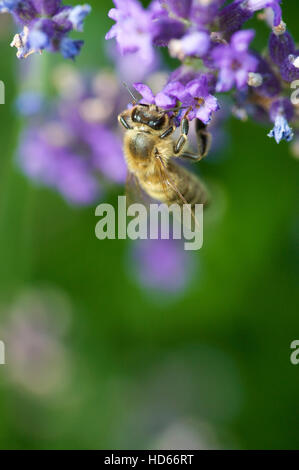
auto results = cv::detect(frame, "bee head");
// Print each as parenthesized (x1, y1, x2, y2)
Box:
(131, 104, 169, 131)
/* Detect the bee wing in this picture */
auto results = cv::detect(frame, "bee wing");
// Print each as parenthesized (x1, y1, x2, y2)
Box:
(154, 154, 188, 206)
(154, 155, 172, 198)
(125, 171, 152, 208)
(154, 154, 202, 232)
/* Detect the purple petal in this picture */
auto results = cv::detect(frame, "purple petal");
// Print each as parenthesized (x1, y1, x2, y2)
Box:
(196, 94, 219, 123)
(86, 126, 127, 183)
(271, 1, 282, 26)
(231, 29, 255, 53)
(28, 29, 49, 50)
(180, 31, 210, 57)
(155, 92, 176, 109)
(235, 69, 249, 89)
(186, 79, 208, 99)
(247, 0, 282, 26)
(133, 83, 155, 104)
(31, 0, 61, 16)
(216, 68, 235, 92)
(105, 24, 118, 40)
(132, 237, 193, 294)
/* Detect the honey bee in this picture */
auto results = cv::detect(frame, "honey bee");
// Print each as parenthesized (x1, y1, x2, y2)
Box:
(118, 100, 211, 210)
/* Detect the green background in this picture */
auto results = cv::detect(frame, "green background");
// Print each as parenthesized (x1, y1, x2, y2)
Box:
(0, 0, 298, 449)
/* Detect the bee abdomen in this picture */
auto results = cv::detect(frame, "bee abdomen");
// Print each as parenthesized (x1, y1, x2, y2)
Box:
(168, 162, 210, 208)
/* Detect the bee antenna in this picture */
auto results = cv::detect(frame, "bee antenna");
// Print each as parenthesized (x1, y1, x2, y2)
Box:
(122, 82, 137, 104)
(166, 105, 190, 113)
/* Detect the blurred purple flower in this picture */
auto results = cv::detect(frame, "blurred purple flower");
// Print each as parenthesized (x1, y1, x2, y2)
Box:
(0, 0, 19, 13)
(68, 4, 91, 31)
(19, 128, 101, 205)
(169, 30, 210, 61)
(212, 30, 258, 92)
(106, 0, 156, 65)
(18, 68, 127, 206)
(109, 44, 160, 84)
(106, 0, 186, 62)
(0, 0, 90, 59)
(132, 237, 194, 294)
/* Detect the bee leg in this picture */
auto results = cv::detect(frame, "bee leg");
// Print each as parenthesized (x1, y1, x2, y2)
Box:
(179, 119, 212, 162)
(195, 119, 212, 159)
(118, 113, 132, 130)
(173, 117, 189, 154)
(180, 152, 204, 162)
(160, 126, 175, 139)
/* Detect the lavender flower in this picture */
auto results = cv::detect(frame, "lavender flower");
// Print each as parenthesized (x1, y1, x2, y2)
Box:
(105, 0, 156, 65)
(0, 0, 91, 59)
(167, 75, 219, 123)
(134, 70, 219, 124)
(212, 30, 258, 92)
(106, 0, 187, 64)
(268, 98, 294, 144)
(107, 1, 299, 145)
(110, 45, 160, 84)
(20, 127, 102, 205)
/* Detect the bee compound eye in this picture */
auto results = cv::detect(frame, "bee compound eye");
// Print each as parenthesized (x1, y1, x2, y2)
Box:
(131, 107, 144, 123)
(149, 115, 165, 130)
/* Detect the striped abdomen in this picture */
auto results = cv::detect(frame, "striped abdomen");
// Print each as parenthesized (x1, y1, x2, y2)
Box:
(138, 160, 209, 208)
